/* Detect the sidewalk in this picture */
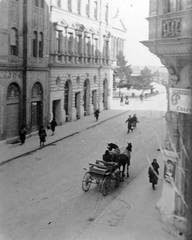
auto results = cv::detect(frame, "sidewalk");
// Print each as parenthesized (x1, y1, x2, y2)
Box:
(76, 151, 181, 240)
(0, 108, 129, 166)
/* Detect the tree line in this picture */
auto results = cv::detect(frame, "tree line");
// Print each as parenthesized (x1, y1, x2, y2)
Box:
(113, 52, 168, 92)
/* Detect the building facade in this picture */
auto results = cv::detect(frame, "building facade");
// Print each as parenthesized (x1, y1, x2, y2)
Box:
(0, 0, 126, 142)
(142, 0, 192, 232)
(48, 0, 126, 124)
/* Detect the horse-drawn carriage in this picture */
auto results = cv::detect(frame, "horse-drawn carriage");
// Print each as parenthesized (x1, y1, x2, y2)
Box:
(82, 142, 132, 196)
(82, 160, 120, 196)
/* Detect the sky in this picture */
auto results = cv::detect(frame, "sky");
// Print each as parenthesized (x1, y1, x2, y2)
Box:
(118, 0, 163, 67)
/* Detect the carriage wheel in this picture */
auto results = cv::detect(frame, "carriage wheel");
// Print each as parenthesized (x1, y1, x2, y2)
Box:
(82, 172, 91, 192)
(115, 171, 120, 188)
(102, 176, 110, 196)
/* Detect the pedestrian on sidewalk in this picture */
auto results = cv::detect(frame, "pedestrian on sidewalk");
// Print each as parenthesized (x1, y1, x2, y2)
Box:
(50, 118, 57, 136)
(125, 95, 129, 105)
(38, 125, 47, 147)
(94, 108, 100, 121)
(120, 94, 124, 105)
(148, 159, 160, 190)
(19, 125, 27, 144)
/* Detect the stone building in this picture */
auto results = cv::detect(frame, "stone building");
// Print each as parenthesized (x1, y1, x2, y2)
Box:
(142, 0, 192, 232)
(49, 0, 126, 124)
(0, 0, 126, 141)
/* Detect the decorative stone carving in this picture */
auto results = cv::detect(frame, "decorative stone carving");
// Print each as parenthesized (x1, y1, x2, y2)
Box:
(162, 18, 182, 38)
(0, 71, 22, 80)
(33, 9, 38, 28)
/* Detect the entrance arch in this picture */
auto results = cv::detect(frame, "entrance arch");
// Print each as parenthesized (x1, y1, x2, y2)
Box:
(6, 83, 21, 138)
(83, 79, 90, 116)
(31, 82, 43, 131)
(64, 80, 72, 121)
(103, 78, 108, 109)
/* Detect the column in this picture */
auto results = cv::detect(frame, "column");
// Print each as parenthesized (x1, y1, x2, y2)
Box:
(65, 28, 69, 62)
(60, 29, 64, 63)
(75, 31, 78, 64)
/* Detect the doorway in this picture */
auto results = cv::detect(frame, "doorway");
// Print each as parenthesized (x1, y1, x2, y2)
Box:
(92, 90, 97, 111)
(75, 92, 80, 119)
(52, 100, 61, 123)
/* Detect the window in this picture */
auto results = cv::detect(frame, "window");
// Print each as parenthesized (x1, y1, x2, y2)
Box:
(56, 30, 62, 55)
(77, 0, 81, 14)
(77, 35, 82, 55)
(86, 37, 90, 56)
(178, 0, 184, 10)
(68, 0, 72, 11)
(86, 0, 90, 17)
(105, 4, 108, 23)
(68, 33, 73, 54)
(35, 0, 38, 7)
(94, 0, 97, 19)
(33, 31, 38, 57)
(94, 38, 98, 57)
(39, 32, 43, 58)
(10, 28, 18, 56)
(40, 0, 44, 8)
(57, 0, 61, 7)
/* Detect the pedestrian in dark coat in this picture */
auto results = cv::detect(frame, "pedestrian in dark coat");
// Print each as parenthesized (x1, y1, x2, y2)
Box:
(50, 118, 57, 136)
(94, 109, 100, 121)
(120, 94, 124, 105)
(148, 159, 160, 184)
(19, 125, 27, 144)
(125, 115, 133, 133)
(38, 125, 47, 147)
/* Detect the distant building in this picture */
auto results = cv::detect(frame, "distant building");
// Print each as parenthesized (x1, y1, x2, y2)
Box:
(0, 0, 127, 142)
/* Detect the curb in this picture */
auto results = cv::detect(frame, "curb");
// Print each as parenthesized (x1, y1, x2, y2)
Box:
(0, 110, 129, 166)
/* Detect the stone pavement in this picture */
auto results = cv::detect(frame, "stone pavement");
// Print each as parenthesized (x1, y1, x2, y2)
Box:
(0, 95, 182, 240)
(76, 150, 182, 240)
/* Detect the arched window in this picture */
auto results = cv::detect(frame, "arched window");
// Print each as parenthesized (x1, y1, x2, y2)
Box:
(35, 0, 38, 7)
(10, 28, 18, 56)
(33, 31, 38, 57)
(39, 32, 43, 58)
(7, 83, 20, 99)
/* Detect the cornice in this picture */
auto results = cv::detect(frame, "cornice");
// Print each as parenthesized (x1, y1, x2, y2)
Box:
(49, 63, 112, 69)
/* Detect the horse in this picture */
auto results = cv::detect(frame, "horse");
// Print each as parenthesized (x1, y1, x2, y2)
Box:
(117, 142, 132, 181)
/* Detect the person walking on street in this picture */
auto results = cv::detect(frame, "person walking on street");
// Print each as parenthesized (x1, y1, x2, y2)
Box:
(94, 108, 100, 121)
(125, 115, 133, 133)
(125, 95, 129, 105)
(19, 125, 27, 144)
(38, 125, 47, 147)
(50, 118, 57, 136)
(120, 94, 124, 106)
(132, 114, 139, 128)
(148, 159, 160, 190)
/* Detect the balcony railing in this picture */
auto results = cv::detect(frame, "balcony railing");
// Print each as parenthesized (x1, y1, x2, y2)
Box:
(162, 17, 182, 38)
